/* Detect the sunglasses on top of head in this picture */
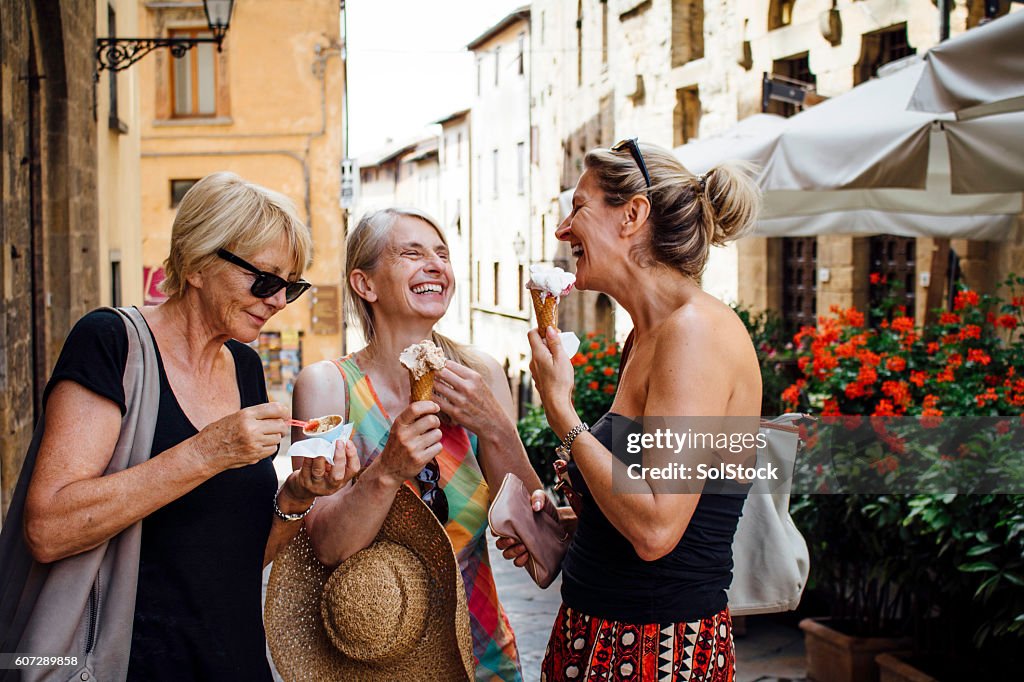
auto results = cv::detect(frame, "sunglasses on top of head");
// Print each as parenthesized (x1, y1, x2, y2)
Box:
(610, 137, 652, 189)
(216, 248, 311, 303)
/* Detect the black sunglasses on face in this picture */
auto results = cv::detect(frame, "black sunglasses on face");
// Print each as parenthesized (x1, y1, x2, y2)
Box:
(611, 137, 652, 189)
(216, 249, 311, 303)
(416, 458, 450, 525)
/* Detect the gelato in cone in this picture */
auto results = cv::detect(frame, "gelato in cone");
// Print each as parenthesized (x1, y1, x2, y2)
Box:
(526, 264, 575, 333)
(531, 289, 559, 333)
(410, 372, 436, 402)
(400, 340, 447, 402)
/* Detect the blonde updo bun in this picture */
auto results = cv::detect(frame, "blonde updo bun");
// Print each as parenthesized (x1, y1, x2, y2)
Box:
(584, 143, 760, 280)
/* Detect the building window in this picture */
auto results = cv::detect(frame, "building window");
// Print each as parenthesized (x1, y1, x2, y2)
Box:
(493, 262, 500, 306)
(766, 53, 816, 118)
(517, 33, 525, 75)
(106, 4, 127, 133)
(476, 55, 482, 95)
(457, 132, 463, 166)
(110, 253, 122, 307)
(768, 0, 796, 30)
(601, 0, 609, 65)
(171, 29, 217, 117)
(516, 142, 526, 195)
(674, 86, 701, 146)
(494, 46, 501, 87)
(476, 154, 482, 203)
(671, 1, 704, 67)
(170, 179, 199, 207)
(540, 10, 545, 45)
(855, 24, 916, 85)
(576, 0, 584, 86)
(518, 264, 525, 310)
(781, 237, 818, 334)
(492, 148, 499, 198)
(869, 236, 916, 324)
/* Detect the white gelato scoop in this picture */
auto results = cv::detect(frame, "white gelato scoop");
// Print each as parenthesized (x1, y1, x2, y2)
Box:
(526, 264, 575, 301)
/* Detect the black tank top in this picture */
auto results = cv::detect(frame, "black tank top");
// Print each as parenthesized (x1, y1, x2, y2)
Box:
(560, 413, 748, 623)
(560, 330, 749, 623)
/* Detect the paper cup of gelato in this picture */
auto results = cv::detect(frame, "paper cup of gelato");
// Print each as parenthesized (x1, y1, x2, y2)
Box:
(301, 414, 348, 442)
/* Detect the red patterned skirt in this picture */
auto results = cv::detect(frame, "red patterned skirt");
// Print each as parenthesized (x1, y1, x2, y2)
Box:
(540, 604, 736, 681)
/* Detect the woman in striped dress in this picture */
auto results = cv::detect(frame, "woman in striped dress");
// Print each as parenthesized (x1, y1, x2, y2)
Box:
(291, 208, 541, 681)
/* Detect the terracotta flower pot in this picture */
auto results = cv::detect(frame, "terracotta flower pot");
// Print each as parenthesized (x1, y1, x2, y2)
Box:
(799, 617, 913, 682)
(876, 652, 941, 682)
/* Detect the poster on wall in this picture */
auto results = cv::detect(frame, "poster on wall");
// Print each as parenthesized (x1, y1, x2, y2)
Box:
(143, 266, 169, 305)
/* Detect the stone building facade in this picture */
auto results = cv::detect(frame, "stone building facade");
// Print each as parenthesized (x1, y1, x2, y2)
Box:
(466, 7, 537, 391)
(437, 110, 474, 345)
(1, 0, 105, 514)
(527, 0, 1022, 340)
(136, 0, 347, 395)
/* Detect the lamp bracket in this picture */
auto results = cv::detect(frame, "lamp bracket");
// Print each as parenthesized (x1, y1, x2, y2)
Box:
(96, 36, 222, 73)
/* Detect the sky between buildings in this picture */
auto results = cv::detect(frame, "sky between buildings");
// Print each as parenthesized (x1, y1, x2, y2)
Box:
(346, 0, 524, 159)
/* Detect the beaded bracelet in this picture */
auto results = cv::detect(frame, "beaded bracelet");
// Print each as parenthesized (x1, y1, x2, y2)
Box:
(273, 490, 316, 522)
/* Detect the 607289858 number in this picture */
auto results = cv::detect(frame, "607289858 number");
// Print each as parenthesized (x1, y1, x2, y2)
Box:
(2, 655, 79, 668)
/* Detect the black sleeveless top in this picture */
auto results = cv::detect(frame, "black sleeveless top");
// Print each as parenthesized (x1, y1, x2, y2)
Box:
(44, 309, 277, 681)
(560, 332, 749, 624)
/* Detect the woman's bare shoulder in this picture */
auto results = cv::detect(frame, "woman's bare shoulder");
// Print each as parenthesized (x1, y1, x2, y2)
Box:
(463, 346, 504, 377)
(294, 360, 346, 395)
(658, 295, 754, 361)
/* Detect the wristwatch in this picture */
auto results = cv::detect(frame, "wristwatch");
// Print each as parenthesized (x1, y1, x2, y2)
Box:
(555, 422, 590, 461)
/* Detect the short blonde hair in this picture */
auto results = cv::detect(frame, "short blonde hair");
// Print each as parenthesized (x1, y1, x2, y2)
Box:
(584, 143, 760, 280)
(160, 172, 312, 299)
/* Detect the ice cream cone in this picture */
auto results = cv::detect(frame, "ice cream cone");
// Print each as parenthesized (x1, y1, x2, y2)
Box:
(410, 370, 437, 402)
(531, 289, 559, 333)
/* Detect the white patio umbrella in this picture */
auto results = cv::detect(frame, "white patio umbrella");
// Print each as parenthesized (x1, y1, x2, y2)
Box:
(672, 60, 1022, 239)
(908, 11, 1024, 119)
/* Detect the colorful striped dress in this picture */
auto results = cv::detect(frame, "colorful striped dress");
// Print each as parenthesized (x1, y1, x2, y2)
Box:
(332, 356, 522, 681)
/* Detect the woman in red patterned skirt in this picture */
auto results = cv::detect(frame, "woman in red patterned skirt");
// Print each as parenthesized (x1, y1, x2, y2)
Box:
(498, 140, 762, 681)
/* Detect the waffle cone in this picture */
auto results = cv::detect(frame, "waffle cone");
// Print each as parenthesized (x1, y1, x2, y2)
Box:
(531, 289, 559, 333)
(409, 370, 437, 402)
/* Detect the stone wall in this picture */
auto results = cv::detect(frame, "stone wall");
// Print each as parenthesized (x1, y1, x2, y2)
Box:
(0, 0, 99, 517)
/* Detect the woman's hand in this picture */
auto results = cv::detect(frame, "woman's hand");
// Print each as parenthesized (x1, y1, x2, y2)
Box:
(494, 489, 574, 567)
(281, 438, 361, 508)
(372, 401, 444, 487)
(527, 327, 578, 436)
(191, 402, 289, 474)
(433, 361, 514, 434)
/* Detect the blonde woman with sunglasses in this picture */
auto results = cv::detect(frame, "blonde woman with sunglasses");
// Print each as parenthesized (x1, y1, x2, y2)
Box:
(16, 172, 359, 680)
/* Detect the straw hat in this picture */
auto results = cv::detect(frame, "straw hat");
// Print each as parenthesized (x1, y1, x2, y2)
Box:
(265, 484, 475, 681)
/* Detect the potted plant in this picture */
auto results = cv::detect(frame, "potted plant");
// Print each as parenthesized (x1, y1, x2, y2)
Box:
(785, 276, 1024, 680)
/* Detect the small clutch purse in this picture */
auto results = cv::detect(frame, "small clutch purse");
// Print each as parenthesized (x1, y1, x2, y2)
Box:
(488, 473, 571, 589)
